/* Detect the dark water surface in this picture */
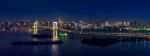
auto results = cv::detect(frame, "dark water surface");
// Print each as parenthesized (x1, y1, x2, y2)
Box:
(0, 32, 150, 56)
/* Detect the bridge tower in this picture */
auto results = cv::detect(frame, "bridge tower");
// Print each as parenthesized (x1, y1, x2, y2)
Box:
(52, 22, 59, 41)
(33, 20, 38, 34)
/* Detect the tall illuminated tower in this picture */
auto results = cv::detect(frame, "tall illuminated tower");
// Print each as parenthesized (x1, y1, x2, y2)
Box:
(58, 17, 64, 29)
(52, 22, 59, 41)
(33, 20, 38, 34)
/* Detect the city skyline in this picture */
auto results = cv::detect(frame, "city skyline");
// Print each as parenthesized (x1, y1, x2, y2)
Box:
(1, 0, 150, 56)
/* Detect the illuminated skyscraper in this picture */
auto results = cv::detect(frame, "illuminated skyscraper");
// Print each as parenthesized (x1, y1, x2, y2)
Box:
(105, 21, 109, 26)
(58, 17, 64, 29)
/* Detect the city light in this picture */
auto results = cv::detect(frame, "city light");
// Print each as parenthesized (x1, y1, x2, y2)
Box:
(52, 22, 59, 41)
(33, 20, 38, 34)
(59, 32, 68, 36)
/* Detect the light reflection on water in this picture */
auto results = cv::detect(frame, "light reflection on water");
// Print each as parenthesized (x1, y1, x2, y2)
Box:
(52, 34, 59, 41)
(116, 40, 150, 50)
(60, 35, 68, 42)
(1, 32, 150, 56)
(51, 44, 59, 56)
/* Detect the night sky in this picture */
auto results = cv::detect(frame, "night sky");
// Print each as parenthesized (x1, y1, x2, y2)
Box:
(0, 0, 150, 20)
